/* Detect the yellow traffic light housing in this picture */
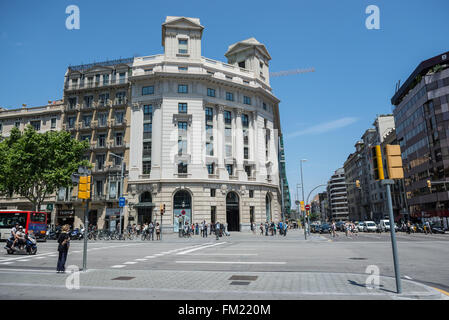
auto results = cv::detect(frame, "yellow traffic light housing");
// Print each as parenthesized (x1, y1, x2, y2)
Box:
(385, 145, 404, 179)
(355, 180, 360, 188)
(78, 175, 91, 199)
(371, 145, 384, 181)
(427, 180, 432, 189)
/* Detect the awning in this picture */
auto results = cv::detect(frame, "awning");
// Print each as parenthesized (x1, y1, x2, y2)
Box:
(133, 202, 156, 208)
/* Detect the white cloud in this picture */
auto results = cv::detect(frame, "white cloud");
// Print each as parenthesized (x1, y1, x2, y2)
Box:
(286, 117, 358, 138)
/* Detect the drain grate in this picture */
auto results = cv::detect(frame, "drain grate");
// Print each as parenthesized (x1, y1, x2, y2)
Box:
(230, 281, 251, 285)
(229, 275, 258, 281)
(349, 258, 367, 260)
(112, 276, 135, 281)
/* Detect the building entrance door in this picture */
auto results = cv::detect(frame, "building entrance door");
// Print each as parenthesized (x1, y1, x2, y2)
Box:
(226, 192, 240, 231)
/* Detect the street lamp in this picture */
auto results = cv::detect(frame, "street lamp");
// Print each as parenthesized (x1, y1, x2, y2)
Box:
(110, 152, 125, 235)
(300, 159, 309, 236)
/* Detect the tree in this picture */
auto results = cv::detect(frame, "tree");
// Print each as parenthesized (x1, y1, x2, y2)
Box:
(0, 126, 89, 211)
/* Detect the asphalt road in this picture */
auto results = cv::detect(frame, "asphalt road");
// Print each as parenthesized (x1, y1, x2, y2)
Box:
(0, 229, 448, 299)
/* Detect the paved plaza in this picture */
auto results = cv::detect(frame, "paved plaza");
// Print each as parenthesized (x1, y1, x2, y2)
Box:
(1, 229, 448, 300)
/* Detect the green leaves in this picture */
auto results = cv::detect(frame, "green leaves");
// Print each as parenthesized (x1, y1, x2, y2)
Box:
(0, 125, 89, 209)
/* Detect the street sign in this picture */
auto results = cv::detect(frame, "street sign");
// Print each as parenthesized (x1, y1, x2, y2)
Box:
(305, 204, 310, 211)
(119, 197, 126, 207)
(46, 203, 54, 211)
(181, 210, 186, 215)
(295, 200, 300, 206)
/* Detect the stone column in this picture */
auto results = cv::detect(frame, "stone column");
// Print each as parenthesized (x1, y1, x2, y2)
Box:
(216, 105, 226, 179)
(150, 99, 163, 180)
(235, 108, 244, 178)
(251, 111, 258, 177)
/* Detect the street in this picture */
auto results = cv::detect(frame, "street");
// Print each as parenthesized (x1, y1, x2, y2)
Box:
(1, 229, 448, 299)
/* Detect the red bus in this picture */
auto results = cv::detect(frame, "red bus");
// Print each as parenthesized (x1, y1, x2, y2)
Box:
(0, 210, 48, 241)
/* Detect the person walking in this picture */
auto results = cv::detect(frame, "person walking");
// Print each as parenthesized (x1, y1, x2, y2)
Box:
(283, 221, 288, 236)
(279, 221, 283, 236)
(331, 221, 338, 237)
(149, 221, 155, 241)
(265, 221, 269, 236)
(57, 224, 70, 273)
(260, 223, 264, 235)
(252, 222, 256, 235)
(215, 221, 220, 240)
(156, 222, 161, 240)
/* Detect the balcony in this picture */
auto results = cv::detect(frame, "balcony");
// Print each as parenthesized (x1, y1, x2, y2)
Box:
(96, 100, 111, 110)
(113, 98, 128, 107)
(109, 118, 127, 127)
(92, 164, 106, 173)
(107, 141, 125, 149)
(78, 122, 92, 130)
(65, 104, 80, 112)
(107, 164, 122, 172)
(63, 124, 77, 131)
(90, 141, 107, 151)
(81, 103, 94, 111)
(92, 194, 106, 202)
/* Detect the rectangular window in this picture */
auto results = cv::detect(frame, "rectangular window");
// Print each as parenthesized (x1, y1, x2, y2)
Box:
(226, 164, 233, 176)
(244, 147, 249, 159)
(96, 154, 105, 170)
(51, 118, 56, 129)
(224, 111, 232, 124)
(81, 135, 90, 143)
(178, 66, 188, 71)
(99, 93, 109, 105)
(143, 105, 153, 121)
(143, 123, 152, 139)
(206, 124, 213, 136)
(119, 72, 126, 84)
(96, 180, 103, 196)
(68, 97, 77, 109)
(206, 142, 213, 156)
(225, 145, 232, 157)
(178, 162, 188, 174)
(178, 39, 188, 54)
(178, 84, 188, 93)
(142, 86, 154, 95)
(103, 74, 109, 85)
(115, 111, 124, 124)
(82, 115, 92, 127)
(115, 132, 123, 146)
(143, 141, 152, 157)
(207, 88, 216, 97)
(211, 206, 217, 224)
(109, 181, 117, 199)
(0, 123, 2, 132)
(226, 92, 234, 101)
(245, 165, 252, 177)
(95, 74, 100, 85)
(205, 107, 213, 122)
(178, 103, 188, 113)
(68, 117, 75, 128)
(243, 96, 251, 105)
(263, 102, 267, 110)
(114, 153, 123, 166)
(84, 96, 93, 108)
(98, 113, 107, 126)
(116, 91, 126, 104)
(210, 188, 216, 197)
(142, 161, 151, 174)
(207, 163, 215, 175)
(242, 114, 249, 127)
(14, 121, 20, 128)
(249, 190, 254, 198)
(178, 121, 188, 131)
(98, 134, 106, 147)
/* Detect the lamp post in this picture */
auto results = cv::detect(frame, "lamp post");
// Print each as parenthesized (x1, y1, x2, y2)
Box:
(110, 152, 125, 235)
(300, 159, 308, 235)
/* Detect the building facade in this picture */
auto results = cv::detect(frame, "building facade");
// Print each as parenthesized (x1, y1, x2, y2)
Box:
(126, 17, 288, 232)
(0, 101, 64, 224)
(327, 168, 349, 221)
(391, 51, 449, 226)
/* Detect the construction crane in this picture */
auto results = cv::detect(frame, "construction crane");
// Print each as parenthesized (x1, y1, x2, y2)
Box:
(270, 67, 315, 78)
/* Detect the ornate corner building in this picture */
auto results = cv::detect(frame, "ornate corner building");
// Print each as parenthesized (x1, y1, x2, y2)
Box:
(57, 16, 291, 231)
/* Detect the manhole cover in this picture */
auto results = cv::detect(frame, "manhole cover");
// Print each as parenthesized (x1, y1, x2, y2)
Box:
(230, 281, 251, 285)
(229, 275, 258, 281)
(112, 276, 135, 281)
(349, 258, 367, 260)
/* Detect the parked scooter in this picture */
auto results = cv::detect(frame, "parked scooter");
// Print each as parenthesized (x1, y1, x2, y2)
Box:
(5, 234, 37, 255)
(69, 228, 83, 240)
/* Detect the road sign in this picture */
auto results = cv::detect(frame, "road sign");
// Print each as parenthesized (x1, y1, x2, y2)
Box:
(295, 200, 300, 206)
(181, 210, 186, 215)
(305, 204, 310, 211)
(119, 197, 126, 207)
(46, 203, 54, 211)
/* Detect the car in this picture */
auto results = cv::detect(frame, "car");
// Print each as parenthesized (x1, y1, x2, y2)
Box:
(357, 222, 366, 232)
(364, 221, 377, 232)
(310, 224, 321, 233)
(335, 221, 345, 231)
(320, 223, 331, 234)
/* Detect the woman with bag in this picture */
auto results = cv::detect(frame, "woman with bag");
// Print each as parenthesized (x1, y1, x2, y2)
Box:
(57, 224, 70, 273)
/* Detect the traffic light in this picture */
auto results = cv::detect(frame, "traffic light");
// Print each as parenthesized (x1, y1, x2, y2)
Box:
(160, 204, 165, 215)
(355, 180, 360, 188)
(385, 144, 404, 179)
(163, 204, 166, 215)
(427, 180, 432, 189)
(78, 175, 91, 199)
(371, 145, 384, 181)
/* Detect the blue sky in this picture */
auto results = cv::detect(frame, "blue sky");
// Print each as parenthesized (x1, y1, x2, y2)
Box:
(1, 0, 448, 205)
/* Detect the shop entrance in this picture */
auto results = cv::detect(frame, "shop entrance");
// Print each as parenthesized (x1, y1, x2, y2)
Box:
(226, 192, 240, 231)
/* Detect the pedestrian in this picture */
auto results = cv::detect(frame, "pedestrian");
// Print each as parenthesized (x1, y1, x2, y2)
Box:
(195, 223, 199, 235)
(215, 221, 220, 240)
(149, 221, 155, 240)
(265, 221, 269, 236)
(283, 221, 288, 236)
(156, 222, 161, 240)
(279, 221, 283, 236)
(273, 222, 277, 236)
(252, 222, 256, 235)
(191, 223, 195, 236)
(57, 224, 70, 273)
(205, 222, 209, 238)
(406, 221, 411, 234)
(260, 223, 264, 235)
(331, 221, 338, 237)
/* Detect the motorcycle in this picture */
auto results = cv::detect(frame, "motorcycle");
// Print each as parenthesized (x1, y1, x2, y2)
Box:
(69, 228, 83, 240)
(5, 234, 37, 255)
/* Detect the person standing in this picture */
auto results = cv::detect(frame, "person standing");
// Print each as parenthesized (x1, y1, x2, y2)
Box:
(260, 223, 264, 235)
(57, 225, 70, 273)
(283, 221, 288, 236)
(215, 221, 220, 240)
(265, 221, 269, 236)
(149, 221, 155, 241)
(156, 222, 161, 240)
(279, 221, 283, 236)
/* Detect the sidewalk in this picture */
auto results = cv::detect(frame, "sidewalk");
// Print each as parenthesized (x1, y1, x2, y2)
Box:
(0, 267, 447, 300)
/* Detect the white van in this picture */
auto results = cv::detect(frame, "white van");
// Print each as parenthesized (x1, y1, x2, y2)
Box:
(364, 221, 377, 232)
(379, 219, 391, 232)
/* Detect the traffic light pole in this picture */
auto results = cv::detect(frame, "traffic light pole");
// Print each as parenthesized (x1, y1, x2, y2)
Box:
(382, 179, 402, 293)
(82, 198, 89, 272)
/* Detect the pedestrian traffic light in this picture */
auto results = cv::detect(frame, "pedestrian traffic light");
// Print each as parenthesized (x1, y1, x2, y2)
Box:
(371, 145, 384, 181)
(78, 175, 91, 199)
(355, 180, 360, 188)
(385, 144, 404, 179)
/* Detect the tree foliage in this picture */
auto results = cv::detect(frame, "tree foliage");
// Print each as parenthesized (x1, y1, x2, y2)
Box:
(0, 126, 89, 210)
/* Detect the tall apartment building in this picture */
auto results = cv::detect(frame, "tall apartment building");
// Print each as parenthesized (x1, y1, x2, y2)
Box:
(127, 16, 290, 232)
(327, 168, 349, 221)
(344, 115, 406, 221)
(391, 51, 449, 224)
(0, 101, 64, 224)
(61, 59, 133, 229)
